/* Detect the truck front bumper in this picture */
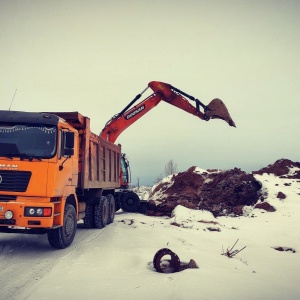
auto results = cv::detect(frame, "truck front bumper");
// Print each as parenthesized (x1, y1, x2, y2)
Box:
(0, 201, 55, 228)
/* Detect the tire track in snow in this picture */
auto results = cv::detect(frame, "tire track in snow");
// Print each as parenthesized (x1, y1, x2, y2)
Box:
(0, 224, 109, 299)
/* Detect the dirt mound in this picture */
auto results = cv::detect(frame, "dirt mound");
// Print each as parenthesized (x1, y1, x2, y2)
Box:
(147, 159, 299, 217)
(253, 158, 300, 179)
(198, 168, 261, 217)
(148, 167, 261, 217)
(148, 167, 205, 217)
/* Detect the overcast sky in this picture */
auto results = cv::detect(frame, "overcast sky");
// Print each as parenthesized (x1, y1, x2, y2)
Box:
(1, 0, 299, 185)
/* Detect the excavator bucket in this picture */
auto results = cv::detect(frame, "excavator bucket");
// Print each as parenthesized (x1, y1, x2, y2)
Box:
(205, 98, 236, 127)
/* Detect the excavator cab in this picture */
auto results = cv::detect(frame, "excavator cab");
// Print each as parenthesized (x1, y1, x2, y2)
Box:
(120, 153, 131, 189)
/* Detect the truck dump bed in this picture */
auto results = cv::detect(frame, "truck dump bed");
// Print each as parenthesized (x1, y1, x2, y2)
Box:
(53, 112, 121, 190)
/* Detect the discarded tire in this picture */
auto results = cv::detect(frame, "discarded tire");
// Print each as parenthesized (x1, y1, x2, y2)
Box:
(153, 248, 181, 273)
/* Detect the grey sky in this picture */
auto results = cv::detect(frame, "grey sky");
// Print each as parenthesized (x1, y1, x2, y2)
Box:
(1, 0, 299, 185)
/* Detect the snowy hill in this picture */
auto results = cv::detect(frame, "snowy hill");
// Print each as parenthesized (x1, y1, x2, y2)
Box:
(1, 159, 300, 299)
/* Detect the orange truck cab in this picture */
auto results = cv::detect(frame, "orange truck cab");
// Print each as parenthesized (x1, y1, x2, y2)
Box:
(0, 110, 126, 248)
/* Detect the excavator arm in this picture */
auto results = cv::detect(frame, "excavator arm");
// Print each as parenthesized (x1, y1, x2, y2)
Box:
(100, 81, 235, 143)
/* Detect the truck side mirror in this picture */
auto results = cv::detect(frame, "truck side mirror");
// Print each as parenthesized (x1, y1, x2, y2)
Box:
(63, 148, 74, 156)
(62, 132, 75, 156)
(65, 132, 75, 149)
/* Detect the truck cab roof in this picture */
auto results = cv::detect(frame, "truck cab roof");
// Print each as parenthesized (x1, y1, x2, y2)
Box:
(0, 110, 60, 125)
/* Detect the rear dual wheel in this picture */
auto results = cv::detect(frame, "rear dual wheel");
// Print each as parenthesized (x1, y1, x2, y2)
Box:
(94, 196, 109, 229)
(106, 194, 116, 224)
(83, 203, 94, 229)
(83, 196, 113, 229)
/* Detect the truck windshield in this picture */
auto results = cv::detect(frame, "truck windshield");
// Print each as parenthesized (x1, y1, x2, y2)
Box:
(0, 124, 57, 159)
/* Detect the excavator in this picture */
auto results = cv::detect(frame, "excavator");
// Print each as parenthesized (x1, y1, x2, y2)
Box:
(100, 81, 235, 212)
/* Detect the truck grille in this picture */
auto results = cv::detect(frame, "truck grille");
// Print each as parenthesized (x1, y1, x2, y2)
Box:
(0, 195, 17, 202)
(0, 170, 32, 192)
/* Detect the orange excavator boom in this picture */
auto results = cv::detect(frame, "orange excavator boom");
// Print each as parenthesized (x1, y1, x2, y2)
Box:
(100, 81, 235, 143)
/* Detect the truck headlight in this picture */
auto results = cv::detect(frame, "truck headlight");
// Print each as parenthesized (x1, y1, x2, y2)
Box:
(36, 208, 43, 215)
(5, 210, 14, 219)
(24, 207, 52, 217)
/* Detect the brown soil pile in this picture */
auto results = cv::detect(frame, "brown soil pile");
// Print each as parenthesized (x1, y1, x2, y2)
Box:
(253, 158, 300, 179)
(148, 167, 205, 217)
(147, 158, 299, 217)
(198, 168, 262, 217)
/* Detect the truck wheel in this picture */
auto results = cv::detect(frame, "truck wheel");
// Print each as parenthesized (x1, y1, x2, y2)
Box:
(93, 196, 109, 229)
(107, 194, 115, 224)
(121, 192, 140, 212)
(83, 204, 94, 228)
(115, 199, 121, 212)
(48, 204, 77, 249)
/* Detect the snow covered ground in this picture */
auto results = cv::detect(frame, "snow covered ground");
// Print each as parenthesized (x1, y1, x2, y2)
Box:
(1, 172, 300, 300)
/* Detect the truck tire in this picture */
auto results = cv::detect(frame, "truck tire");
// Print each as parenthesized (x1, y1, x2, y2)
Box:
(93, 196, 109, 229)
(121, 191, 140, 212)
(83, 203, 94, 228)
(47, 204, 77, 249)
(107, 194, 115, 224)
(115, 198, 121, 212)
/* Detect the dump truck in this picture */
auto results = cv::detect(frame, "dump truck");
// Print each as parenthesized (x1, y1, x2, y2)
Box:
(0, 111, 122, 249)
(0, 81, 235, 249)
